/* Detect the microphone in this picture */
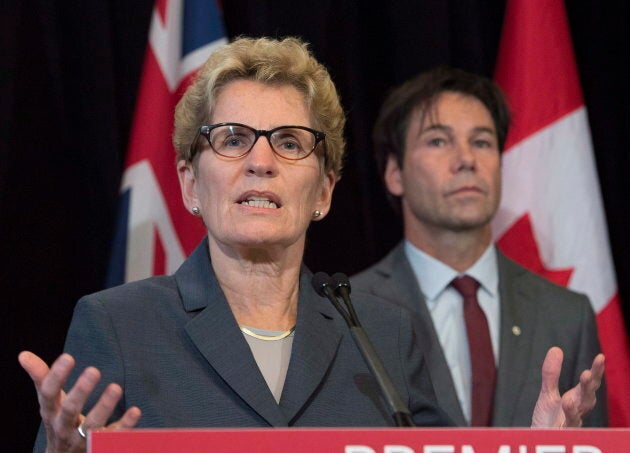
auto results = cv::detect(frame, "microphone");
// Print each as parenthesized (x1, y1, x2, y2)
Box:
(312, 272, 353, 327)
(331, 272, 359, 326)
(311, 272, 416, 427)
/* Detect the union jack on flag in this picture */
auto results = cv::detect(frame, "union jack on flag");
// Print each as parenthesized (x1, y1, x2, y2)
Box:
(107, 0, 227, 286)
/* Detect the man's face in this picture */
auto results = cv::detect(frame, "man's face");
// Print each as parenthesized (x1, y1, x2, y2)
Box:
(385, 91, 501, 240)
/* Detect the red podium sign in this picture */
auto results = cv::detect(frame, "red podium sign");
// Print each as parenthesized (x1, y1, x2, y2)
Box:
(90, 427, 629, 452)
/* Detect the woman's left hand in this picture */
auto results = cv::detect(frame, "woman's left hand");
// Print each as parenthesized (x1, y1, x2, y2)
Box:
(531, 347, 605, 428)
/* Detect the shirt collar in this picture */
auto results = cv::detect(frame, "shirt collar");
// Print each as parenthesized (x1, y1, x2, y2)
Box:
(404, 240, 499, 301)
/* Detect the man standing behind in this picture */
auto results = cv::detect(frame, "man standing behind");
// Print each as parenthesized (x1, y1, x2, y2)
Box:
(352, 66, 607, 427)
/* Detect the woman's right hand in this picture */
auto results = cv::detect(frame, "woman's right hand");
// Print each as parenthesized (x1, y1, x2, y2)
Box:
(18, 351, 141, 452)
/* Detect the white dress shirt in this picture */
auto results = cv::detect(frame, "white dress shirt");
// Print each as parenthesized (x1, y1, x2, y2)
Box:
(404, 241, 500, 423)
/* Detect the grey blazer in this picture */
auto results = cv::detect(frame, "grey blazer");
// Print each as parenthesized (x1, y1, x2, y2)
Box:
(35, 239, 452, 449)
(351, 241, 607, 427)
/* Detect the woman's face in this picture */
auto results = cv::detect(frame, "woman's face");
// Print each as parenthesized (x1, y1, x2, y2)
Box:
(178, 80, 335, 254)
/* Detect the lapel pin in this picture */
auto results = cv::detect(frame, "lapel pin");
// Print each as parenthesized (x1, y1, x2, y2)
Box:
(512, 326, 521, 336)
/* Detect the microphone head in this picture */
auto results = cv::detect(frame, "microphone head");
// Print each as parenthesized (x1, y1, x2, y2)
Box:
(331, 272, 351, 293)
(311, 272, 334, 297)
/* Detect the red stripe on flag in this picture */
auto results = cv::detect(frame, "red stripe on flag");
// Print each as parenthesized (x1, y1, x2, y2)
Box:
(153, 225, 166, 276)
(596, 295, 630, 426)
(494, 0, 583, 150)
(125, 49, 173, 166)
(156, 0, 168, 23)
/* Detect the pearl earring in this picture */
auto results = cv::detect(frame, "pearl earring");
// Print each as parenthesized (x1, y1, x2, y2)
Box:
(192, 207, 200, 215)
(312, 210, 322, 218)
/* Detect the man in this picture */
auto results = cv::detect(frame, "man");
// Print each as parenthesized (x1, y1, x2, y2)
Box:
(352, 66, 607, 427)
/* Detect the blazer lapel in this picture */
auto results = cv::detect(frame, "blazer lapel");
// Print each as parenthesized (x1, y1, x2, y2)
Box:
(176, 241, 288, 427)
(369, 243, 467, 426)
(279, 269, 342, 424)
(493, 252, 538, 426)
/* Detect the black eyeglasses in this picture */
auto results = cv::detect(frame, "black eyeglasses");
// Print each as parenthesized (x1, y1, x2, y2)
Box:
(190, 122, 326, 160)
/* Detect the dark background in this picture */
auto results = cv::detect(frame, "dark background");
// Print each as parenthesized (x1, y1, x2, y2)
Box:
(3, 1, 628, 451)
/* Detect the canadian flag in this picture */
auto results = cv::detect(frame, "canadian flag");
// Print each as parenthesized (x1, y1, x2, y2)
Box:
(492, 0, 630, 426)
(107, 0, 226, 286)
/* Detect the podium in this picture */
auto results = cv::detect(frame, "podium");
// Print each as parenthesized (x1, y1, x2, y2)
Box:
(90, 427, 630, 452)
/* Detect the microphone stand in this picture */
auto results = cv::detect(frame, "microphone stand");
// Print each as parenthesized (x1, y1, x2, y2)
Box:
(312, 272, 416, 427)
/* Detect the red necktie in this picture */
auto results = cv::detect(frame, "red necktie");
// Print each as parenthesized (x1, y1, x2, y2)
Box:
(451, 275, 496, 426)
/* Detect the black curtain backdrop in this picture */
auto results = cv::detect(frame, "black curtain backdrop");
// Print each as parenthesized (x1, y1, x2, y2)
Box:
(3, 1, 628, 450)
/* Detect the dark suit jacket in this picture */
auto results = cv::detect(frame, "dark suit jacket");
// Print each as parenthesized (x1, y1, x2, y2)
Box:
(351, 241, 607, 427)
(35, 239, 451, 449)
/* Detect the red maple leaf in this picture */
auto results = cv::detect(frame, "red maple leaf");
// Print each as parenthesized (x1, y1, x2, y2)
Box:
(497, 213, 574, 287)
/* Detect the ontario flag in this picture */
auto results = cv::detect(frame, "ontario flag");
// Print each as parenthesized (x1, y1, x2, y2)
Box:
(107, 0, 227, 286)
(492, 0, 630, 426)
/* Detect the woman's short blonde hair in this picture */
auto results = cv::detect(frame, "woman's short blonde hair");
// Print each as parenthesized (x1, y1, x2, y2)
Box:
(173, 36, 346, 179)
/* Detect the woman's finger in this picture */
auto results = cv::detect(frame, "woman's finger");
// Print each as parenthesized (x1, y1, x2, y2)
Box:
(82, 383, 125, 431)
(51, 365, 101, 444)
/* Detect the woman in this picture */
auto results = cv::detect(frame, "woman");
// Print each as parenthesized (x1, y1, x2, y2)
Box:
(19, 37, 450, 452)
(19, 36, 602, 452)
